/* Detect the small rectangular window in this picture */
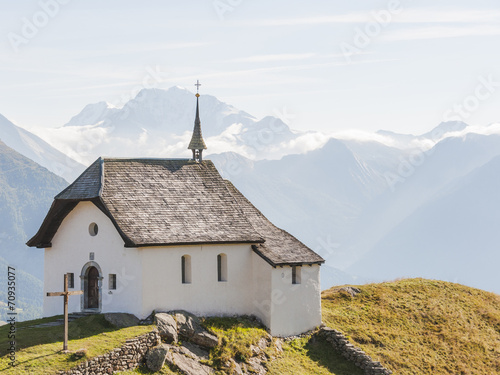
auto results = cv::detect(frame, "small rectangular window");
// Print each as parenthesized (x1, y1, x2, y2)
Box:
(109, 274, 117, 290)
(217, 253, 227, 282)
(67, 273, 74, 289)
(181, 255, 191, 284)
(292, 266, 301, 285)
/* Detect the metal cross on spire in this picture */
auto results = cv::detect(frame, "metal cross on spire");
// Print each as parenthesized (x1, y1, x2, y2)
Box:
(195, 80, 201, 95)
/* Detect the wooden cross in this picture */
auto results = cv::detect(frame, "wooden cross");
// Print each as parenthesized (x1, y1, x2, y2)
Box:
(47, 273, 83, 352)
(195, 79, 201, 93)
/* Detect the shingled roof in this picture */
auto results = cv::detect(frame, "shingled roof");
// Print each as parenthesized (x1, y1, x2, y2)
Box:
(28, 157, 324, 266)
(224, 180, 324, 266)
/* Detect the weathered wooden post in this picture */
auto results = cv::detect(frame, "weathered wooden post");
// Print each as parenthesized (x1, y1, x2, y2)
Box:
(46, 273, 84, 352)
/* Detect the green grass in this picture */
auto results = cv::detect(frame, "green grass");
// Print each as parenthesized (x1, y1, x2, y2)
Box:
(266, 335, 363, 375)
(321, 278, 500, 375)
(202, 316, 270, 368)
(0, 314, 154, 374)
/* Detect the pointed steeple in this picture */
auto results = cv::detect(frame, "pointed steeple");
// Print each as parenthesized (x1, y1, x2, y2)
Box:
(188, 80, 207, 162)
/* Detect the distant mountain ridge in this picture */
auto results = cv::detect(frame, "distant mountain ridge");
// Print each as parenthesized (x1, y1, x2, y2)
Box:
(0, 114, 85, 182)
(0, 140, 68, 279)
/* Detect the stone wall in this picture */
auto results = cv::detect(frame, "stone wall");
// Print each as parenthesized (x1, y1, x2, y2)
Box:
(319, 327, 392, 375)
(59, 330, 160, 375)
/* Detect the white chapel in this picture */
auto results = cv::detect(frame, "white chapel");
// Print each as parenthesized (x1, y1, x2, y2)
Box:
(27, 88, 325, 336)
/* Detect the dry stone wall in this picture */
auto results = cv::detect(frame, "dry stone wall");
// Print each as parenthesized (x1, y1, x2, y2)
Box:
(58, 330, 160, 375)
(319, 327, 392, 375)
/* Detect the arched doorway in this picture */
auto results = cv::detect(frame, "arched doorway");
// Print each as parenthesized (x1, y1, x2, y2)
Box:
(80, 261, 102, 312)
(87, 266, 99, 309)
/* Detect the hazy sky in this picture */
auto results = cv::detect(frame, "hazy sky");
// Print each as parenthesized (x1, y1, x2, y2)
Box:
(1, 0, 499, 134)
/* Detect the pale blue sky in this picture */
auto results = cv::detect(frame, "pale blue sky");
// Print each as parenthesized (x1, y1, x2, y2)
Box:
(1, 0, 499, 134)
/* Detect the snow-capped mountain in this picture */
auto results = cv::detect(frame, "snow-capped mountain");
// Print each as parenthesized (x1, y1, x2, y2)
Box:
(33, 86, 309, 165)
(0, 114, 85, 182)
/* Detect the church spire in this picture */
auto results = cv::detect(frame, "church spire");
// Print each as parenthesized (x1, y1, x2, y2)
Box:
(188, 80, 207, 162)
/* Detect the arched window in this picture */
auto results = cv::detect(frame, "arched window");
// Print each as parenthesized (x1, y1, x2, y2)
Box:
(217, 253, 227, 282)
(181, 255, 191, 284)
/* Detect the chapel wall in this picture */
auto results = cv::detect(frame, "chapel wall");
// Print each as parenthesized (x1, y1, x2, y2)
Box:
(139, 243, 255, 319)
(250, 252, 273, 328)
(44, 201, 143, 317)
(268, 264, 322, 336)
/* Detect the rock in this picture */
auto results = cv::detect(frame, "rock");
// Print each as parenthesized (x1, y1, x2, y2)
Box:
(166, 351, 214, 375)
(257, 337, 270, 350)
(250, 344, 261, 356)
(247, 356, 267, 375)
(171, 310, 219, 348)
(228, 358, 244, 374)
(172, 310, 198, 337)
(274, 339, 283, 353)
(177, 342, 210, 361)
(339, 286, 361, 297)
(191, 330, 219, 348)
(104, 313, 139, 328)
(155, 313, 178, 343)
(145, 344, 169, 372)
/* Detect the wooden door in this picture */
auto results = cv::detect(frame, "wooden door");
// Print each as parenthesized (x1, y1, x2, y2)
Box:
(87, 266, 99, 309)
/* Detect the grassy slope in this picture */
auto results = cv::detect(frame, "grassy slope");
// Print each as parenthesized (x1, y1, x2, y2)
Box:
(0, 315, 154, 374)
(322, 278, 500, 374)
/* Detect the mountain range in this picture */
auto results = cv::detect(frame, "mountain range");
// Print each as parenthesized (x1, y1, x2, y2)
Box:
(0, 114, 84, 182)
(1, 86, 500, 296)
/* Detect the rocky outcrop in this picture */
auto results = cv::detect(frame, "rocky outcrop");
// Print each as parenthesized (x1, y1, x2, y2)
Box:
(319, 327, 392, 375)
(104, 313, 140, 328)
(155, 310, 219, 348)
(155, 313, 178, 343)
(151, 311, 280, 374)
(338, 286, 362, 297)
(166, 345, 214, 375)
(146, 343, 169, 372)
(146, 339, 214, 374)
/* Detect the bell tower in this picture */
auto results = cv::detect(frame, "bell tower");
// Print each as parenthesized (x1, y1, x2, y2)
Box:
(188, 80, 207, 162)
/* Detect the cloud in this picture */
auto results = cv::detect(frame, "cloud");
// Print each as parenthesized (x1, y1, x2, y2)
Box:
(445, 123, 500, 139)
(228, 53, 317, 63)
(30, 125, 110, 164)
(332, 129, 436, 151)
(254, 14, 370, 27)
(381, 25, 500, 42)
(252, 9, 500, 27)
(396, 9, 500, 24)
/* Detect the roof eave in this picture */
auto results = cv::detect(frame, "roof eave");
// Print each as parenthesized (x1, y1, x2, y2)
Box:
(127, 238, 265, 248)
(251, 245, 325, 267)
(27, 197, 136, 249)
